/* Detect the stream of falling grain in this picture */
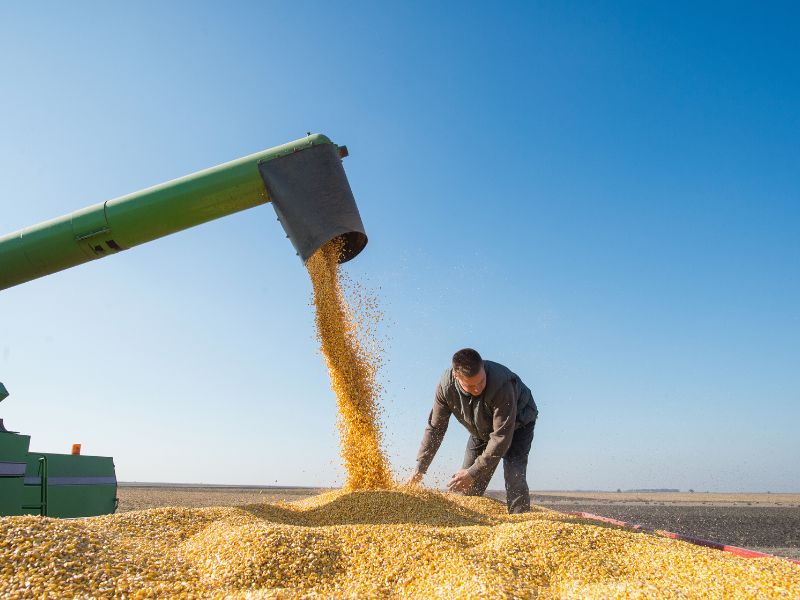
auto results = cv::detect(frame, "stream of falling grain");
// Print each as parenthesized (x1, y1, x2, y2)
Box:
(306, 237, 393, 489)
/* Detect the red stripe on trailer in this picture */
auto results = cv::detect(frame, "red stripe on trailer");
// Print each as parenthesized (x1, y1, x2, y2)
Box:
(565, 511, 800, 566)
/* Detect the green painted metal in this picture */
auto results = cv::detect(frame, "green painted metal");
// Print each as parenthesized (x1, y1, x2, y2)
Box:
(1, 385, 117, 518)
(0, 435, 117, 517)
(0, 432, 30, 516)
(0, 133, 335, 291)
(22, 456, 48, 515)
(22, 453, 116, 518)
(0, 479, 25, 516)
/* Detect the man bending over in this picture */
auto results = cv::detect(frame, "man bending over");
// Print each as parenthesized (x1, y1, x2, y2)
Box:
(408, 348, 538, 513)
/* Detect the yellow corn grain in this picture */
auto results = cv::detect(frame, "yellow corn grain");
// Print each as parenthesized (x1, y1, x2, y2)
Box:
(1, 488, 799, 598)
(2, 242, 798, 598)
(306, 238, 393, 490)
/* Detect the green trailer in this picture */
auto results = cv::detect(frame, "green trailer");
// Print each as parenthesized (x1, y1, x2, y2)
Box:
(0, 133, 367, 517)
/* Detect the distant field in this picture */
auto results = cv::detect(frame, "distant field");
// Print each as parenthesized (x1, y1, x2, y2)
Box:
(117, 485, 324, 512)
(529, 491, 800, 506)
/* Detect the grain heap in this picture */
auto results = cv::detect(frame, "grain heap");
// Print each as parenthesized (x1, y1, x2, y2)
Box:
(1, 487, 799, 598)
(306, 237, 393, 490)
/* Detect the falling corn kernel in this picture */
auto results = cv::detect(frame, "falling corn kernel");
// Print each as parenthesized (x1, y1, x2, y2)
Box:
(306, 237, 393, 490)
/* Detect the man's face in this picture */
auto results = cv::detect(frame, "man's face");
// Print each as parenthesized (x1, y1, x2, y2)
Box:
(454, 365, 487, 396)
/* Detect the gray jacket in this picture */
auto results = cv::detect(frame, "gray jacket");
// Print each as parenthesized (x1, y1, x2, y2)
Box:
(416, 360, 538, 479)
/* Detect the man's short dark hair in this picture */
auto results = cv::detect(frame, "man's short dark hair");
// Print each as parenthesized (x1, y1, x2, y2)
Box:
(452, 348, 483, 377)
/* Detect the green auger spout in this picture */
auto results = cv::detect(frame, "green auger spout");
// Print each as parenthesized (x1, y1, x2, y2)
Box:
(0, 133, 367, 292)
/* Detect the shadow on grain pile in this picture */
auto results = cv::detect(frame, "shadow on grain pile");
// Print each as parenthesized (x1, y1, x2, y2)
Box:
(241, 488, 501, 527)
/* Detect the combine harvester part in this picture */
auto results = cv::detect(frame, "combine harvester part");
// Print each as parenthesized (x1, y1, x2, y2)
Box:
(0, 134, 367, 517)
(0, 383, 117, 517)
(0, 133, 365, 291)
(567, 510, 800, 566)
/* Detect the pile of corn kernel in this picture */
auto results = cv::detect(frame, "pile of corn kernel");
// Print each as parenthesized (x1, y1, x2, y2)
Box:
(1, 487, 798, 598)
(307, 238, 393, 490)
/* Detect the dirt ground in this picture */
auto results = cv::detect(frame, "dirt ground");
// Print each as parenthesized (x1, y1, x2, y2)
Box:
(117, 486, 800, 562)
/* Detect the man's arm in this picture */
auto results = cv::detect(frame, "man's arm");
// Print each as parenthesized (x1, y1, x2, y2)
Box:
(465, 381, 517, 479)
(414, 384, 452, 476)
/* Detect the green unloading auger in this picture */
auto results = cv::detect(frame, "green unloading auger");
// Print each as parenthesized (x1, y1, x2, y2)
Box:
(0, 133, 366, 518)
(0, 133, 367, 291)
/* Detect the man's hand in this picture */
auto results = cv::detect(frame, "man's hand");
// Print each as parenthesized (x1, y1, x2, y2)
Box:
(447, 469, 475, 493)
(405, 471, 424, 487)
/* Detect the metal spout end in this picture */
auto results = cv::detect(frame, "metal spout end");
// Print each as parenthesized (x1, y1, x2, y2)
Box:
(334, 231, 368, 263)
(259, 140, 368, 264)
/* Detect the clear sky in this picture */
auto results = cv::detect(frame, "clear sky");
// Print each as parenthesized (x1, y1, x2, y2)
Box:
(1, 2, 797, 492)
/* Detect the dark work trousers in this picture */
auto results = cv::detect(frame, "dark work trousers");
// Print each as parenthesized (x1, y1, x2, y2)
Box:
(461, 420, 536, 513)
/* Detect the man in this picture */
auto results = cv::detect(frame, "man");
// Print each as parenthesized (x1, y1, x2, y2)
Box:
(408, 348, 538, 513)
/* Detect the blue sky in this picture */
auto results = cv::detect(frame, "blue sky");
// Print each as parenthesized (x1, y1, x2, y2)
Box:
(0, 2, 797, 492)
